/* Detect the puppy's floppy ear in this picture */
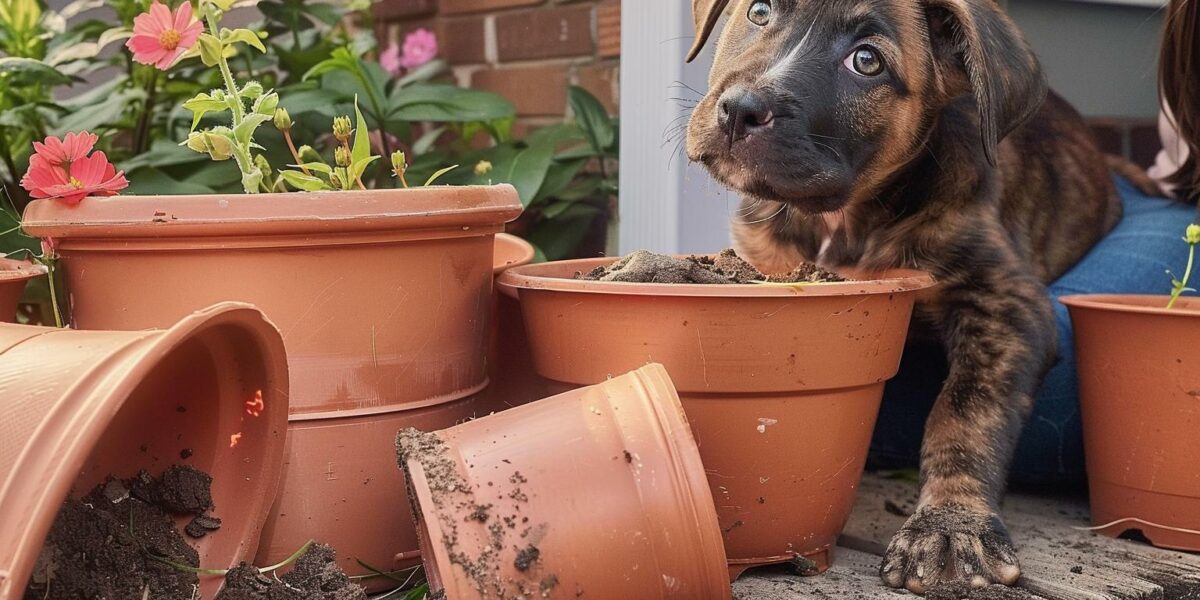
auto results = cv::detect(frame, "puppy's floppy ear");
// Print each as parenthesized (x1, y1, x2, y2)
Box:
(924, 0, 1047, 165)
(688, 0, 732, 62)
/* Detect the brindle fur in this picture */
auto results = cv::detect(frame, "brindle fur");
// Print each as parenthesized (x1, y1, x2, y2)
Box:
(686, 0, 1120, 593)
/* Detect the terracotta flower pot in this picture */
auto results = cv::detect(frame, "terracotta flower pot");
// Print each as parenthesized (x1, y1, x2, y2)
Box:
(0, 259, 46, 323)
(254, 394, 492, 585)
(21, 186, 522, 583)
(398, 364, 731, 599)
(1061, 294, 1200, 551)
(0, 302, 289, 599)
(498, 258, 936, 578)
(475, 233, 545, 415)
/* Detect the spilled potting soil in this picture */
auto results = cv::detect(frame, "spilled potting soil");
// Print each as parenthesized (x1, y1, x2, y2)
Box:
(577, 249, 847, 284)
(215, 544, 368, 600)
(24, 465, 219, 600)
(397, 428, 556, 599)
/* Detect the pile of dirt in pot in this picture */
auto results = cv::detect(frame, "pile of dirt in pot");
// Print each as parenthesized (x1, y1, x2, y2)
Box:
(577, 249, 847, 284)
(24, 465, 221, 600)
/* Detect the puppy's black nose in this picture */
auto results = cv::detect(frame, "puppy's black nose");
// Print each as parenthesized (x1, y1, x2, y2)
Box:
(718, 86, 774, 142)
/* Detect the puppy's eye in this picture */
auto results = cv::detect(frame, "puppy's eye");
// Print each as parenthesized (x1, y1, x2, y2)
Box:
(747, 1, 771, 26)
(844, 46, 884, 76)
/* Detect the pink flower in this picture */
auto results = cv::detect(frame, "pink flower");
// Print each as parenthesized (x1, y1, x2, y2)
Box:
(32, 131, 98, 167)
(21, 133, 129, 205)
(400, 28, 438, 70)
(126, 1, 203, 70)
(380, 42, 402, 77)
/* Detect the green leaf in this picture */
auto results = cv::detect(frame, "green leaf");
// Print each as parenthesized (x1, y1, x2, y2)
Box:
(197, 33, 225, 67)
(568, 85, 615, 155)
(501, 141, 556, 207)
(388, 84, 516, 123)
(222, 28, 267, 53)
(395, 59, 446, 87)
(302, 46, 356, 81)
(291, 161, 333, 175)
(351, 96, 372, 166)
(209, 0, 236, 11)
(412, 126, 445, 156)
(424, 165, 459, 187)
(124, 167, 218, 196)
(348, 155, 379, 185)
(279, 170, 331, 191)
(183, 92, 230, 131)
(233, 113, 272, 145)
(0, 57, 73, 86)
(119, 139, 211, 172)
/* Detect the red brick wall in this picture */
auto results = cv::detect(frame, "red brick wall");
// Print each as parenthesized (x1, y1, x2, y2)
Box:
(374, 0, 621, 132)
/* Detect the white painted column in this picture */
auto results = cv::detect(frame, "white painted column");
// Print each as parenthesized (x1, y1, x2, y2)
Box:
(617, 1, 735, 254)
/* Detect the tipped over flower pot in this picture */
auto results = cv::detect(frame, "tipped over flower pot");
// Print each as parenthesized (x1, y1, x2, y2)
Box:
(0, 258, 46, 323)
(397, 364, 731, 599)
(0, 302, 289, 599)
(22, 186, 522, 583)
(1061, 294, 1200, 551)
(498, 256, 936, 578)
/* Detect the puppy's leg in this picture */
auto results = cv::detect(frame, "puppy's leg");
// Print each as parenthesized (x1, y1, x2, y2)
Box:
(880, 258, 1056, 593)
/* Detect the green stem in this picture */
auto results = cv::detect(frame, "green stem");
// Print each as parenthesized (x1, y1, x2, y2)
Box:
(1168, 242, 1196, 309)
(260, 539, 315, 573)
(45, 261, 62, 328)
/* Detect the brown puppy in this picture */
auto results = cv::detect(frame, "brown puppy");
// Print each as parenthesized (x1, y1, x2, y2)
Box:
(686, 0, 1119, 593)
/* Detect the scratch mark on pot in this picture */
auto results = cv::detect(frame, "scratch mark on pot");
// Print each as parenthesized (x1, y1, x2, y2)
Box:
(371, 326, 378, 369)
(286, 277, 344, 341)
(325, 462, 337, 481)
(696, 329, 710, 387)
(756, 418, 779, 433)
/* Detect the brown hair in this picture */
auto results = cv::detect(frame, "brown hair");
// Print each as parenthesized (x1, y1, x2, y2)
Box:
(1160, 0, 1200, 204)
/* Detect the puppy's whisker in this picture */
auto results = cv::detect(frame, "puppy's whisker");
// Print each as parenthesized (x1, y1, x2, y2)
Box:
(734, 203, 788, 225)
(667, 80, 706, 98)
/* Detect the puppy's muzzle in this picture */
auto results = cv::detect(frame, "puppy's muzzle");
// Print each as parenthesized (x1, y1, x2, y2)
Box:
(718, 86, 774, 143)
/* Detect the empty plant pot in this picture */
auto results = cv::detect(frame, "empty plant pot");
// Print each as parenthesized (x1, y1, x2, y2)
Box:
(254, 394, 494, 589)
(1061, 294, 1200, 551)
(475, 233, 544, 415)
(0, 302, 289, 599)
(398, 364, 730, 599)
(498, 258, 935, 578)
(0, 259, 46, 323)
(22, 186, 522, 578)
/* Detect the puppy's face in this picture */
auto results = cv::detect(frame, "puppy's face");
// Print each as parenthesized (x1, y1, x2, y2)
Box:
(686, 0, 1045, 215)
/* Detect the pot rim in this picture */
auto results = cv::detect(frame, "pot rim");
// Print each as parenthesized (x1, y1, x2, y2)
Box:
(493, 233, 536, 276)
(498, 256, 936, 298)
(1060, 294, 1200, 317)
(0, 259, 48, 283)
(21, 185, 522, 239)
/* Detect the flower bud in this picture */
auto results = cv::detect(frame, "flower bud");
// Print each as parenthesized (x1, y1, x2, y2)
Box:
(1187, 224, 1200, 245)
(332, 116, 352, 143)
(254, 92, 279, 117)
(474, 160, 493, 176)
(241, 81, 264, 99)
(329, 171, 344, 189)
(391, 150, 407, 173)
(297, 145, 322, 164)
(273, 107, 292, 131)
(185, 131, 234, 161)
(335, 145, 352, 168)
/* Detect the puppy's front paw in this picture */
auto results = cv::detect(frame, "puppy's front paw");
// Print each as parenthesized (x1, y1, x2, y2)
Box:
(879, 503, 1020, 594)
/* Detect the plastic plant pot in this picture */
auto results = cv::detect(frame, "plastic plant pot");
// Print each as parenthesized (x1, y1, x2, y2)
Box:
(398, 364, 731, 599)
(1061, 294, 1200, 551)
(498, 258, 936, 578)
(475, 233, 544, 415)
(0, 303, 289, 599)
(0, 258, 46, 323)
(22, 186, 522, 582)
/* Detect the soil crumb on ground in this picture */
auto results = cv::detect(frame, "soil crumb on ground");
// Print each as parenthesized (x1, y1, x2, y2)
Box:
(577, 249, 846, 284)
(24, 467, 218, 600)
(215, 544, 368, 600)
(925, 582, 1036, 600)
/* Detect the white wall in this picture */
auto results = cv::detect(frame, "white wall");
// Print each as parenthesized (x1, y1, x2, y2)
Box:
(617, 1, 733, 255)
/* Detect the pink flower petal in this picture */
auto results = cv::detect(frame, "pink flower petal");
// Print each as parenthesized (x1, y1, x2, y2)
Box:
(133, 47, 171, 67)
(179, 22, 203, 48)
(149, 2, 174, 29)
(173, 1, 193, 32)
(127, 34, 164, 54)
(132, 11, 163, 36)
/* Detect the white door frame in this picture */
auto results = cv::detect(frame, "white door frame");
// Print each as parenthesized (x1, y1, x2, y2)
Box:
(617, 1, 734, 255)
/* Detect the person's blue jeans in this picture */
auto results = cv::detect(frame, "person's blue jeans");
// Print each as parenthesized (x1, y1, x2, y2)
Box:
(869, 177, 1197, 486)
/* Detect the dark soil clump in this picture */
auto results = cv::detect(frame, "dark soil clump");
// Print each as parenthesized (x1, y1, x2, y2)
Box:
(925, 582, 1035, 600)
(24, 468, 213, 600)
(215, 545, 368, 600)
(577, 249, 846, 285)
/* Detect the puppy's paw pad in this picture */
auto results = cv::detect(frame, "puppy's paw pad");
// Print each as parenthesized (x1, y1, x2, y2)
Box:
(879, 504, 1020, 593)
